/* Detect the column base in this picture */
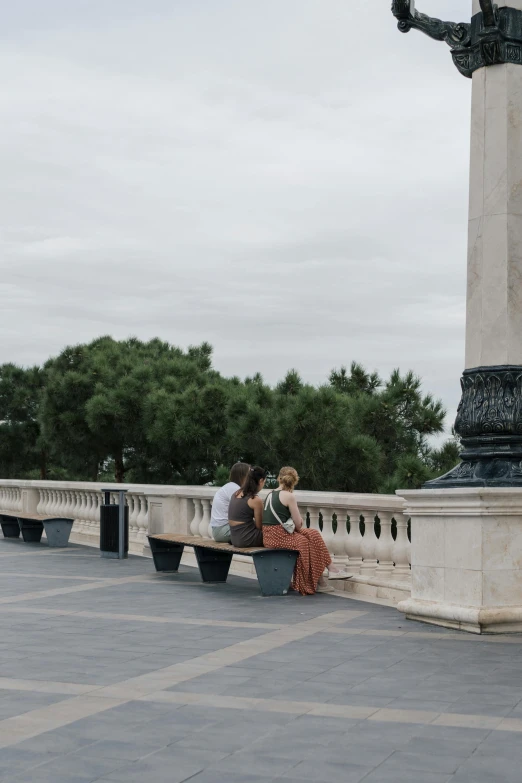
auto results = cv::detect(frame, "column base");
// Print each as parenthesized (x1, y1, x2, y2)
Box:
(398, 598, 522, 635)
(425, 366, 522, 489)
(424, 456, 522, 489)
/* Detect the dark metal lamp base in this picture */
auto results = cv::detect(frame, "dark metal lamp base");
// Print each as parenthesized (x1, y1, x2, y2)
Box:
(425, 365, 522, 489)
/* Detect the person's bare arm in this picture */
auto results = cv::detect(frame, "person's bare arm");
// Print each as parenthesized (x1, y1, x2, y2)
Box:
(251, 497, 264, 530)
(283, 492, 303, 532)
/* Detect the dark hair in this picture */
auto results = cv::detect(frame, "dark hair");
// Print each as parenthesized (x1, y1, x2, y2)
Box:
(238, 465, 267, 499)
(229, 462, 250, 486)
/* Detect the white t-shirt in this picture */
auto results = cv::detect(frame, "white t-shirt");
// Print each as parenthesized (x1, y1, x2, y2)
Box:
(210, 482, 240, 528)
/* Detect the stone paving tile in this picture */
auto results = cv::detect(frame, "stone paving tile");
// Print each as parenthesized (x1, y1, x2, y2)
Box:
(377, 749, 463, 774)
(451, 755, 522, 783)
(281, 760, 372, 782)
(164, 773, 275, 783)
(360, 769, 452, 783)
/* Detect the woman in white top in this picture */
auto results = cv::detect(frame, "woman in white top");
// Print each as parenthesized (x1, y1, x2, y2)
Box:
(210, 463, 250, 543)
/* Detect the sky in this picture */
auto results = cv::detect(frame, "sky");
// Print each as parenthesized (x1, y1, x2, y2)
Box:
(1, 1, 474, 434)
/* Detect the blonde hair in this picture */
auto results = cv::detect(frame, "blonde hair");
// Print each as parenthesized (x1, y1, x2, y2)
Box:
(278, 466, 299, 491)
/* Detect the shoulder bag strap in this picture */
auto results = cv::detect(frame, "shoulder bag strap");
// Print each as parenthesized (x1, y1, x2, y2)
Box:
(265, 491, 288, 528)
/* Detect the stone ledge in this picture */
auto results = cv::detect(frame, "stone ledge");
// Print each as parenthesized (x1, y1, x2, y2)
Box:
(398, 597, 522, 634)
(336, 574, 411, 605)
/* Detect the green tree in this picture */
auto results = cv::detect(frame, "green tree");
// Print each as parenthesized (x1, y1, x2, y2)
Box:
(0, 364, 46, 478)
(2, 339, 457, 493)
(41, 336, 218, 483)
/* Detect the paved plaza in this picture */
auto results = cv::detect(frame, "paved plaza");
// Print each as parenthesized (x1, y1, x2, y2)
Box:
(0, 542, 521, 782)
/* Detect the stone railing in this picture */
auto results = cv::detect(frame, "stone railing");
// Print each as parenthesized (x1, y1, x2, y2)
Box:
(0, 480, 411, 603)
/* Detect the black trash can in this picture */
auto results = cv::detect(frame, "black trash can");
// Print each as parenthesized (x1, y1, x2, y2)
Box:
(100, 490, 129, 559)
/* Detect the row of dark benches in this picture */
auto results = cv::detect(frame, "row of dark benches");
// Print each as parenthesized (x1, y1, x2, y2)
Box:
(0, 513, 74, 547)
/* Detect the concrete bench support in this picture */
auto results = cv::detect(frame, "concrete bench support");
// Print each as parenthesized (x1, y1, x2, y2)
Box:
(252, 550, 298, 596)
(148, 537, 185, 572)
(18, 519, 44, 543)
(0, 514, 74, 547)
(194, 546, 233, 583)
(42, 519, 74, 548)
(0, 516, 21, 539)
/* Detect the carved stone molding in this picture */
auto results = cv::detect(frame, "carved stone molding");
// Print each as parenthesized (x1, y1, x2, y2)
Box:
(392, 1, 522, 78)
(426, 366, 522, 488)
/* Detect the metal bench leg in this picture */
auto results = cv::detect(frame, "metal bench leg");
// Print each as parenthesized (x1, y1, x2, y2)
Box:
(148, 537, 185, 572)
(18, 520, 44, 544)
(42, 519, 74, 547)
(0, 516, 21, 538)
(252, 550, 298, 596)
(194, 546, 233, 583)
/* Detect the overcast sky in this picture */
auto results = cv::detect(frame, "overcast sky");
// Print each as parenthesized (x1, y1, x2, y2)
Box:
(1, 1, 474, 433)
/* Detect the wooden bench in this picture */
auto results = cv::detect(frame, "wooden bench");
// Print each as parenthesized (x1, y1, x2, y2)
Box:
(148, 534, 298, 596)
(0, 513, 75, 547)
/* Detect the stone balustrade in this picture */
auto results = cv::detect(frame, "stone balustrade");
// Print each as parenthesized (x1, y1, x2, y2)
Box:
(0, 479, 411, 603)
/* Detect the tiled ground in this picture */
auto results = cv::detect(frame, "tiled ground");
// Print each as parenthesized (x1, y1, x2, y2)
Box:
(0, 539, 522, 782)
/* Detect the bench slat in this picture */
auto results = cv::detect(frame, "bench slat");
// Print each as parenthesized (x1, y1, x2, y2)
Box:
(0, 512, 73, 523)
(149, 533, 269, 556)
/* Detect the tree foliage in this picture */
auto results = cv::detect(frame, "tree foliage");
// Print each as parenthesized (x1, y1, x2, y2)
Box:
(0, 337, 459, 491)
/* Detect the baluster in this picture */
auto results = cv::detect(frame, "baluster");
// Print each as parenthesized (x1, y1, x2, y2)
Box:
(61, 490, 70, 519)
(320, 507, 336, 557)
(375, 511, 395, 579)
(307, 506, 321, 533)
(322, 507, 347, 564)
(78, 492, 88, 533)
(333, 507, 349, 565)
(189, 499, 202, 536)
(67, 491, 80, 531)
(136, 496, 148, 543)
(392, 513, 412, 581)
(134, 495, 145, 543)
(199, 498, 212, 539)
(36, 490, 45, 516)
(42, 489, 51, 515)
(69, 491, 81, 526)
(128, 495, 139, 540)
(91, 492, 101, 536)
(78, 492, 89, 535)
(346, 510, 363, 574)
(86, 492, 96, 535)
(360, 511, 378, 577)
(15, 488, 22, 510)
(68, 491, 79, 532)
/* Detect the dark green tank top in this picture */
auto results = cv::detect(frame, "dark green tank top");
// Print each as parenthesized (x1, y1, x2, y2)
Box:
(262, 490, 292, 526)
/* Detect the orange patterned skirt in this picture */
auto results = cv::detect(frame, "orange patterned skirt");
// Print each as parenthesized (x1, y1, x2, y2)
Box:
(262, 525, 332, 595)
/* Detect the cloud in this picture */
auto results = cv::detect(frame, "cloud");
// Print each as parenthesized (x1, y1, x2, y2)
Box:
(0, 0, 474, 435)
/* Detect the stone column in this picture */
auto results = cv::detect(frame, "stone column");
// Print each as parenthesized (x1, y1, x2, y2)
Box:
(468, 0, 522, 369)
(466, 63, 522, 369)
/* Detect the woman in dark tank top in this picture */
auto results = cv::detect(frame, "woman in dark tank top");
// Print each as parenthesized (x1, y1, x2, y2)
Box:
(228, 466, 266, 548)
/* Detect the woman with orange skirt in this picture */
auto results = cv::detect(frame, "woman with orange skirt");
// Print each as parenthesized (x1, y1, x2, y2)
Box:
(262, 467, 349, 595)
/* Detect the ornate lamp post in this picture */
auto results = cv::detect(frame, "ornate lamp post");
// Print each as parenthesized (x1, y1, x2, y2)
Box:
(392, 2, 522, 633)
(392, 1, 522, 488)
